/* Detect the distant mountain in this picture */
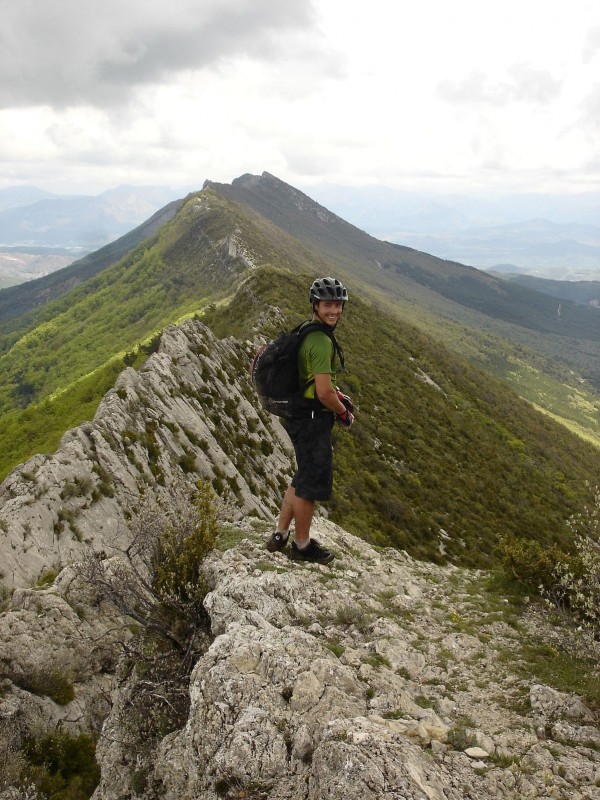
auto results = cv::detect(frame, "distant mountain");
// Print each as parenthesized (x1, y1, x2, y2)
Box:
(0, 185, 59, 213)
(0, 185, 183, 249)
(492, 272, 600, 308)
(304, 184, 600, 277)
(0, 198, 184, 327)
(206, 172, 600, 346)
(393, 220, 600, 276)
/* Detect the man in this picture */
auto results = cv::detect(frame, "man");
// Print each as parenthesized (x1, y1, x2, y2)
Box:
(266, 277, 354, 564)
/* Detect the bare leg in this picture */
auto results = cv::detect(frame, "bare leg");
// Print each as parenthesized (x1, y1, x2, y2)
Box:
(277, 486, 295, 531)
(291, 495, 315, 545)
(277, 485, 314, 545)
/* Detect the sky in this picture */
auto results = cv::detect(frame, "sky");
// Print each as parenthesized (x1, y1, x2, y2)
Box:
(2, 0, 600, 197)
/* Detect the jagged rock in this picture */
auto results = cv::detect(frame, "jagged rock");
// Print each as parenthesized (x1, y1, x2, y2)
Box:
(530, 684, 595, 722)
(0, 319, 293, 588)
(90, 519, 600, 800)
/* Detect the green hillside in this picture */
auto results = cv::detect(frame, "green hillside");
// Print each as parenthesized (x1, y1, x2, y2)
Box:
(0, 188, 333, 477)
(205, 267, 600, 567)
(0, 175, 599, 571)
(0, 199, 183, 328)
(209, 173, 600, 439)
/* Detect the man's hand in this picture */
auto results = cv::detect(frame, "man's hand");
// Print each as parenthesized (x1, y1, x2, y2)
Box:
(336, 389, 354, 413)
(337, 409, 354, 427)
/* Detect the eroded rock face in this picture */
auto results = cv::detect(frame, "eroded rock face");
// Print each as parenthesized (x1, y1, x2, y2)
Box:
(0, 319, 292, 589)
(2, 318, 599, 800)
(93, 520, 600, 800)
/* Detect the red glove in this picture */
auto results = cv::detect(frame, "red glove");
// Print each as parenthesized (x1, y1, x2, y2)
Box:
(337, 409, 354, 427)
(336, 389, 354, 413)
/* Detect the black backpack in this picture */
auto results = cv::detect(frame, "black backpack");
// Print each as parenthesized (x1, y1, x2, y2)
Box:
(250, 322, 345, 418)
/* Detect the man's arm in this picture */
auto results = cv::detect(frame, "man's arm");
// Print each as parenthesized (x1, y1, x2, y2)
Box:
(314, 373, 348, 415)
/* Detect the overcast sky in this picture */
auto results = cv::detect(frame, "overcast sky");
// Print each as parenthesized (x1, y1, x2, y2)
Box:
(2, 0, 600, 196)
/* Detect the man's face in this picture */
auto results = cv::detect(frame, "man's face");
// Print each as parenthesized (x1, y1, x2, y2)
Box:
(316, 299, 344, 326)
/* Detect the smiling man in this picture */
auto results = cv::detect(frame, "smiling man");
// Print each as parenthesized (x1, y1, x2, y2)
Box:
(266, 277, 354, 564)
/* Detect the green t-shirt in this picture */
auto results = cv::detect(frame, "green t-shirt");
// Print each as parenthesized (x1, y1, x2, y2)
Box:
(298, 328, 336, 399)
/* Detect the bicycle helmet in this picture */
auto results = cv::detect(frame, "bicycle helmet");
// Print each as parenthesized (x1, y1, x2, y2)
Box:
(309, 277, 349, 304)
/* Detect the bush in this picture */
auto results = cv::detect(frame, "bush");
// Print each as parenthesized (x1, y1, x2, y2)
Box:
(499, 535, 573, 594)
(550, 485, 600, 635)
(78, 478, 218, 795)
(22, 731, 99, 800)
(14, 666, 75, 706)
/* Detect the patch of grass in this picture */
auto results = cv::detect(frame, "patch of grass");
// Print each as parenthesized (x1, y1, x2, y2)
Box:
(216, 525, 250, 551)
(362, 652, 392, 670)
(334, 603, 370, 631)
(15, 667, 75, 705)
(519, 641, 600, 712)
(34, 569, 59, 588)
(324, 640, 345, 658)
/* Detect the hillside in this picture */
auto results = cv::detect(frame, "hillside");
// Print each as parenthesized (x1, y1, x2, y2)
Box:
(207, 173, 600, 437)
(0, 198, 184, 326)
(493, 273, 600, 309)
(1, 316, 599, 800)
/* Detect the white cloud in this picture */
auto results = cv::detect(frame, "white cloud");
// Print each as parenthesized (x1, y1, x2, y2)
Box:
(0, 0, 321, 108)
(2, 0, 600, 195)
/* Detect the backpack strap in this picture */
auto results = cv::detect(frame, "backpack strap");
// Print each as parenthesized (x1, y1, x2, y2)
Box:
(296, 321, 345, 371)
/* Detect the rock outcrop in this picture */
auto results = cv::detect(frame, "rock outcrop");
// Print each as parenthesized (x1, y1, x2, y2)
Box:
(93, 519, 600, 800)
(1, 317, 599, 800)
(0, 319, 291, 589)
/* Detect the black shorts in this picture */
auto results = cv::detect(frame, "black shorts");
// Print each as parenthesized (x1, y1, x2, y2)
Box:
(285, 412, 335, 501)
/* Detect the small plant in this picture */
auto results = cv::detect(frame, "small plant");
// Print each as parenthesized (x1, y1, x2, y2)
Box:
(334, 603, 370, 631)
(324, 639, 345, 658)
(34, 569, 58, 588)
(14, 666, 75, 706)
(21, 730, 99, 800)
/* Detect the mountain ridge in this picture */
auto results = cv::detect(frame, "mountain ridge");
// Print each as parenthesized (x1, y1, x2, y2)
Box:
(0, 316, 598, 799)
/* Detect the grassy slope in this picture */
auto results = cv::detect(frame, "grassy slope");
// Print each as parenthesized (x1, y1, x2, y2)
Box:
(205, 267, 600, 567)
(0, 199, 184, 329)
(209, 174, 600, 443)
(0, 191, 264, 478)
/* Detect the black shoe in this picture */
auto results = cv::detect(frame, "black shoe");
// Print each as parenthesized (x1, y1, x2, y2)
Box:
(290, 539, 335, 564)
(266, 531, 289, 552)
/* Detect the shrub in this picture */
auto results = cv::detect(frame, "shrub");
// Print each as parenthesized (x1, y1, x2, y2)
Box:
(499, 535, 573, 594)
(550, 485, 600, 635)
(14, 666, 75, 706)
(21, 731, 99, 800)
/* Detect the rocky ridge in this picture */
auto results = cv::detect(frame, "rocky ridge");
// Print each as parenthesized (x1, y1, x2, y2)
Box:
(0, 318, 291, 589)
(0, 317, 599, 799)
(94, 519, 600, 800)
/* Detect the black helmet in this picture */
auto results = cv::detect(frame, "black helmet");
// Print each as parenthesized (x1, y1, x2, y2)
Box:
(309, 277, 349, 304)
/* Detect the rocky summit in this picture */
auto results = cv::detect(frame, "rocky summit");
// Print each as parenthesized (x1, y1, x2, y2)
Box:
(0, 316, 599, 799)
(92, 519, 600, 800)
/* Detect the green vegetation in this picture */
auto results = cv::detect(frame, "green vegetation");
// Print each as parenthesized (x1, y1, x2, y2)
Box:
(0, 191, 272, 479)
(20, 731, 100, 800)
(205, 268, 600, 568)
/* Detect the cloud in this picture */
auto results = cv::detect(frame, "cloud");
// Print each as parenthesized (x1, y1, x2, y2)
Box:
(0, 0, 320, 109)
(436, 64, 561, 107)
(583, 26, 600, 62)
